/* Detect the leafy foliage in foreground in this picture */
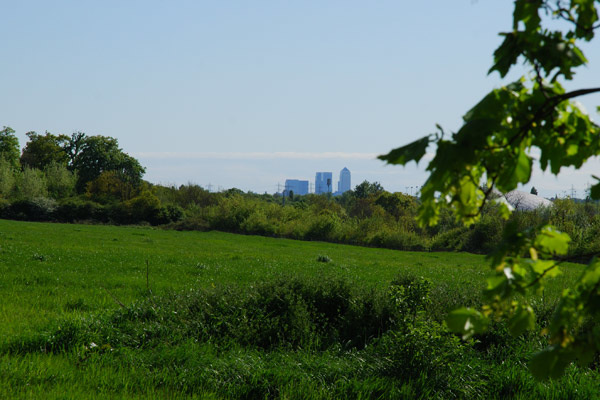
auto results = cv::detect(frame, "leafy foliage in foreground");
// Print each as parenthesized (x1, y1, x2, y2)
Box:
(381, 0, 600, 379)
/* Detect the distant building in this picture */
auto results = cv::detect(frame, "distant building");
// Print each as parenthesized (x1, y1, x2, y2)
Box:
(337, 167, 351, 195)
(315, 172, 333, 194)
(284, 179, 309, 196)
(492, 189, 553, 211)
(504, 190, 553, 210)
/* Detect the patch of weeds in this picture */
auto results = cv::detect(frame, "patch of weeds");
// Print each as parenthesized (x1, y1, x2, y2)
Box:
(64, 298, 90, 312)
(316, 255, 332, 263)
(32, 253, 47, 261)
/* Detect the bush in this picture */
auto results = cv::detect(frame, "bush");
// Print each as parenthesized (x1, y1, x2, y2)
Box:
(44, 162, 77, 199)
(15, 167, 47, 199)
(461, 214, 504, 254)
(154, 204, 185, 225)
(240, 209, 277, 236)
(17, 276, 396, 353)
(56, 198, 104, 222)
(0, 156, 16, 198)
(305, 212, 340, 241)
(208, 195, 255, 232)
(2, 197, 57, 221)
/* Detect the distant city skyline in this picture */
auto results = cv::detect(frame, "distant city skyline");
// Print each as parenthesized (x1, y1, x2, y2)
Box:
(2, 2, 598, 200)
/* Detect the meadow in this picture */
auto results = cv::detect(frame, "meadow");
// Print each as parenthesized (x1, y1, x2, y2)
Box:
(1, 219, 598, 399)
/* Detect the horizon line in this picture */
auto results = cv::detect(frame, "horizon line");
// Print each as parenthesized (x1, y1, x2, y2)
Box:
(133, 151, 381, 160)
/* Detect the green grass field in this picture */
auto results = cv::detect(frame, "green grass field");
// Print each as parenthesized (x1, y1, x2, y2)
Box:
(0, 219, 597, 399)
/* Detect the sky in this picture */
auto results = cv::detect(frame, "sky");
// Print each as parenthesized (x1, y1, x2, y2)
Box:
(1, 1, 599, 198)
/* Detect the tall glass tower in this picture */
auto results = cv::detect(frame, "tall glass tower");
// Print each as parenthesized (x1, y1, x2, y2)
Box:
(337, 167, 351, 194)
(315, 172, 333, 194)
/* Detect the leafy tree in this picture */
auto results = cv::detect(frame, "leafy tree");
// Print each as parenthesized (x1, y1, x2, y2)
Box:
(70, 134, 145, 193)
(124, 190, 162, 223)
(44, 162, 77, 199)
(530, 186, 539, 196)
(0, 127, 20, 169)
(64, 131, 86, 167)
(20, 131, 69, 170)
(0, 157, 16, 198)
(380, 0, 600, 379)
(353, 180, 384, 199)
(375, 192, 417, 220)
(85, 170, 136, 202)
(16, 167, 47, 199)
(175, 184, 217, 207)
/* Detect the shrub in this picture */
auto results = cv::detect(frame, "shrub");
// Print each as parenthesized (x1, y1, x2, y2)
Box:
(316, 255, 331, 263)
(3, 197, 57, 221)
(305, 212, 340, 241)
(208, 195, 255, 232)
(154, 204, 185, 225)
(56, 198, 104, 222)
(240, 209, 277, 236)
(15, 167, 47, 199)
(389, 273, 432, 326)
(44, 162, 77, 199)
(0, 156, 16, 198)
(461, 214, 504, 254)
(108, 191, 163, 224)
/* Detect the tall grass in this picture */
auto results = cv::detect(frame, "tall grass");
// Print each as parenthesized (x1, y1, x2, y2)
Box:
(0, 219, 596, 398)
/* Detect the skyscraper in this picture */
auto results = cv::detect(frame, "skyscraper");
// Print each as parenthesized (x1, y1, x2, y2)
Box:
(284, 179, 309, 196)
(315, 172, 333, 194)
(337, 167, 351, 194)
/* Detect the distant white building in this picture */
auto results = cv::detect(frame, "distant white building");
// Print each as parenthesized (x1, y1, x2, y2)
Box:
(336, 167, 351, 195)
(284, 179, 309, 196)
(315, 172, 333, 194)
(492, 189, 553, 210)
(504, 190, 553, 211)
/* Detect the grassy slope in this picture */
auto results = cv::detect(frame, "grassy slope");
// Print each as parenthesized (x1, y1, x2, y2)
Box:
(0, 220, 475, 335)
(0, 219, 593, 399)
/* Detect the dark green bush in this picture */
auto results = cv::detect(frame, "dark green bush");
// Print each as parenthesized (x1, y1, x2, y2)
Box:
(2, 197, 57, 221)
(155, 204, 185, 225)
(461, 214, 504, 254)
(56, 198, 104, 222)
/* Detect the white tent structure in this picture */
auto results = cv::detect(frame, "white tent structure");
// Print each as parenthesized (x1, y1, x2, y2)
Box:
(503, 190, 553, 211)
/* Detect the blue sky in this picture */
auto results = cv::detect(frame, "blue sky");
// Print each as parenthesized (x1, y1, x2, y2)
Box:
(2, 1, 599, 197)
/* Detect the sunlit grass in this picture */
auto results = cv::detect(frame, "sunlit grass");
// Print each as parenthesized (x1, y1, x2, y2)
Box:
(0, 219, 593, 398)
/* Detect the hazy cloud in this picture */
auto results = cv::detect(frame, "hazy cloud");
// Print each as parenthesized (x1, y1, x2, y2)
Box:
(134, 152, 380, 160)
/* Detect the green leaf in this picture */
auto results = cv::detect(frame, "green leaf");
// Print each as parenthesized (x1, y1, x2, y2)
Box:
(378, 136, 430, 166)
(513, 0, 542, 33)
(573, 0, 599, 40)
(508, 305, 535, 336)
(534, 226, 570, 256)
(529, 347, 571, 380)
(530, 259, 561, 278)
(496, 150, 532, 192)
(515, 150, 532, 183)
(485, 275, 509, 298)
(579, 258, 600, 288)
(489, 32, 521, 77)
(446, 307, 488, 339)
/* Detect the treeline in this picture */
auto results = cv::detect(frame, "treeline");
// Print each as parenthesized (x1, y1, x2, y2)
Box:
(157, 182, 600, 259)
(2, 126, 600, 257)
(0, 127, 179, 225)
